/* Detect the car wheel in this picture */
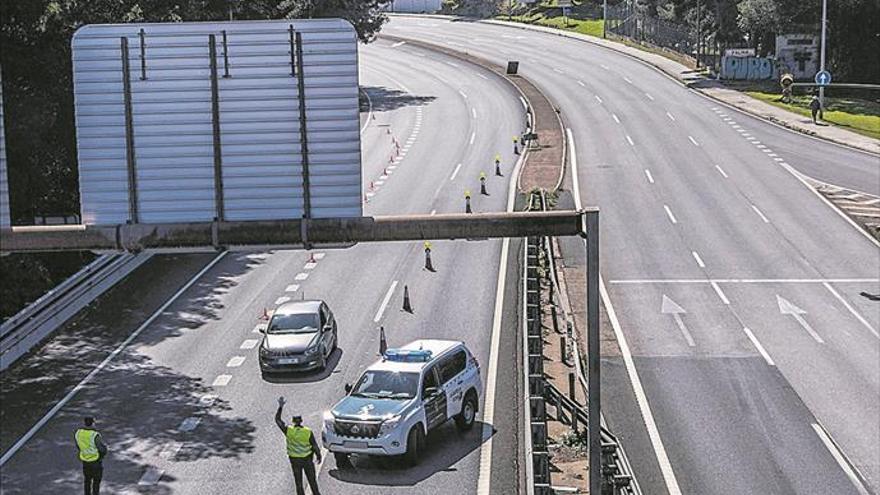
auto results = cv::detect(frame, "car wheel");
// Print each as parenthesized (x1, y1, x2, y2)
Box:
(333, 452, 352, 469)
(455, 391, 478, 432)
(404, 425, 423, 467)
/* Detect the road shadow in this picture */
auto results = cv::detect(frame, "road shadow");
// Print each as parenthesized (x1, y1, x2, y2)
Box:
(0, 251, 270, 454)
(260, 348, 345, 384)
(327, 420, 490, 486)
(0, 352, 256, 494)
(361, 86, 436, 113)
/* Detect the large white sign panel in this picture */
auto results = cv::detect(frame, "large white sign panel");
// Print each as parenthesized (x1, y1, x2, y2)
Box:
(72, 19, 362, 225)
(0, 68, 10, 228)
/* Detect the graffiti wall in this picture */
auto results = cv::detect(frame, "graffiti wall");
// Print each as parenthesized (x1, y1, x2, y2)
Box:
(721, 56, 777, 80)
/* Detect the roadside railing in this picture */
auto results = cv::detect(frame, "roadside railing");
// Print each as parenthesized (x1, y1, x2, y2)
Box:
(0, 251, 152, 371)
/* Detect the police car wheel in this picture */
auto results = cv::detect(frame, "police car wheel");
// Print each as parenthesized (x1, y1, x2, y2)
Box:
(404, 426, 423, 466)
(454, 391, 478, 431)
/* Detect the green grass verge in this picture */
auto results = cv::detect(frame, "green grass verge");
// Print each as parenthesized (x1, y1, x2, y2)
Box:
(744, 90, 880, 140)
(504, 13, 604, 38)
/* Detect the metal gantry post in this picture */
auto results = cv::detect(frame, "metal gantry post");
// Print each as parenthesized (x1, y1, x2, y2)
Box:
(120, 36, 139, 224)
(586, 210, 601, 495)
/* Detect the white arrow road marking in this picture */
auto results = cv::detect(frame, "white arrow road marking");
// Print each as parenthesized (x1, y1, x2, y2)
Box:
(662, 295, 695, 346)
(777, 295, 824, 343)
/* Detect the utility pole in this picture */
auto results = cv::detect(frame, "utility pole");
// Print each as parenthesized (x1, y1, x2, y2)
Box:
(819, 0, 828, 108)
(603, 0, 608, 38)
(695, 0, 701, 69)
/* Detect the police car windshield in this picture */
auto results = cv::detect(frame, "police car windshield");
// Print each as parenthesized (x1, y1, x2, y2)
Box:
(267, 313, 320, 334)
(351, 370, 419, 400)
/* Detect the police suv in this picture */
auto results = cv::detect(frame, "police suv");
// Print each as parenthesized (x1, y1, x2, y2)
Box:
(322, 339, 482, 467)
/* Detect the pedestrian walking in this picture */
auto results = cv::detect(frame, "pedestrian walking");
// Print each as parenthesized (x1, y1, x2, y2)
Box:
(275, 397, 322, 495)
(75, 416, 107, 495)
(810, 95, 822, 124)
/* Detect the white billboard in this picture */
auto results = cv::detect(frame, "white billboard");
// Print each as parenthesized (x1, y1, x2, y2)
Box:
(72, 19, 362, 225)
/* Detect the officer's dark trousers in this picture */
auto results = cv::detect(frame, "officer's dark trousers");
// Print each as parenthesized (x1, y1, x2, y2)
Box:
(82, 461, 102, 495)
(289, 457, 320, 495)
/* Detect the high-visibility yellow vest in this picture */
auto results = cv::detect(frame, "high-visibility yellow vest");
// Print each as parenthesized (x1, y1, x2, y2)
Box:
(286, 426, 313, 458)
(76, 429, 100, 462)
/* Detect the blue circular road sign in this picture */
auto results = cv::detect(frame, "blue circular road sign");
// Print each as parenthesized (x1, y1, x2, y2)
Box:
(814, 70, 832, 86)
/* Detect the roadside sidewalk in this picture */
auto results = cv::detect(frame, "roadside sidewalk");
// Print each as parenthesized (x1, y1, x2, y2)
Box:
(481, 19, 880, 155)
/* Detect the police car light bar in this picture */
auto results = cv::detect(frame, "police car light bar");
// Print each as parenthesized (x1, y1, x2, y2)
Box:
(383, 349, 433, 363)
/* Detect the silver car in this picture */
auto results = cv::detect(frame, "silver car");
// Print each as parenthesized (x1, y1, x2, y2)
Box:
(258, 300, 338, 374)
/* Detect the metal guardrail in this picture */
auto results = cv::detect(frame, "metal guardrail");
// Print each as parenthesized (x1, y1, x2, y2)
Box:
(0, 251, 152, 371)
(541, 226, 642, 495)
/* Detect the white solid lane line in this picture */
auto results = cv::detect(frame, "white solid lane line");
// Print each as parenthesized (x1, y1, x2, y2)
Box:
(612, 113, 620, 124)
(391, 41, 406, 48)
(715, 165, 729, 178)
(519, 96, 529, 111)
(688, 136, 700, 146)
(711, 282, 730, 304)
(450, 163, 463, 181)
(569, 128, 684, 495)
(751, 204, 771, 223)
(812, 423, 872, 495)
(823, 282, 879, 338)
(477, 123, 525, 495)
(742, 327, 775, 366)
(664, 205, 678, 224)
(644, 169, 655, 184)
(666, 112, 676, 121)
(0, 252, 228, 466)
(626, 135, 635, 146)
(373, 280, 399, 323)
(692, 251, 706, 268)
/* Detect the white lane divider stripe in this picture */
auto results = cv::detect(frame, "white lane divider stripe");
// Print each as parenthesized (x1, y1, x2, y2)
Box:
(373, 280, 399, 323)
(692, 251, 706, 268)
(226, 356, 246, 368)
(812, 423, 872, 495)
(472, 108, 477, 119)
(212, 375, 232, 387)
(645, 93, 654, 101)
(519, 96, 528, 111)
(666, 112, 676, 121)
(470, 132, 476, 145)
(477, 73, 488, 80)
(612, 113, 620, 124)
(823, 282, 879, 338)
(711, 282, 730, 304)
(688, 136, 700, 146)
(240, 339, 258, 350)
(178, 416, 201, 432)
(751, 204, 770, 223)
(664, 205, 678, 224)
(626, 135, 635, 146)
(577, 80, 586, 87)
(138, 467, 165, 486)
(458, 89, 467, 98)
(450, 163, 463, 181)
(743, 327, 775, 366)
(715, 165, 729, 178)
(569, 126, 682, 494)
(0, 252, 228, 467)
(644, 169, 655, 184)
(295, 272, 309, 281)
(595, 95, 603, 104)
(553, 67, 564, 74)
(624, 76, 633, 84)
(275, 296, 291, 305)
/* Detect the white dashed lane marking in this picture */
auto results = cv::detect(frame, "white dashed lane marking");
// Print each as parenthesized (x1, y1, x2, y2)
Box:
(212, 375, 232, 387)
(226, 356, 246, 368)
(275, 296, 291, 305)
(692, 251, 706, 268)
(715, 165, 729, 178)
(626, 135, 635, 146)
(644, 169, 655, 184)
(688, 136, 700, 146)
(664, 205, 678, 224)
(295, 272, 309, 281)
(285, 284, 299, 293)
(240, 339, 259, 350)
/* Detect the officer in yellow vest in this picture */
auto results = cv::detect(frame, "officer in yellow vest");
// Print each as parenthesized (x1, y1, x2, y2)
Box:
(275, 397, 322, 495)
(75, 416, 107, 495)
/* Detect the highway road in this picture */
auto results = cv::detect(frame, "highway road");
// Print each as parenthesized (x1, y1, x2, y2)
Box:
(382, 16, 880, 495)
(0, 40, 526, 494)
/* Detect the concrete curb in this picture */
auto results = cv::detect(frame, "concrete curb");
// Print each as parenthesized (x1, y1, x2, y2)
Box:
(377, 33, 567, 194)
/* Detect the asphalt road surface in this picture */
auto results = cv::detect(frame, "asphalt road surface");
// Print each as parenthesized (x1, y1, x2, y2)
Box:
(0, 40, 525, 495)
(383, 16, 880, 495)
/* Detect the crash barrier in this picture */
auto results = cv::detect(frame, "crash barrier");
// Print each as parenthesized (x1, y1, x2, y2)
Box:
(0, 251, 152, 371)
(522, 190, 641, 494)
